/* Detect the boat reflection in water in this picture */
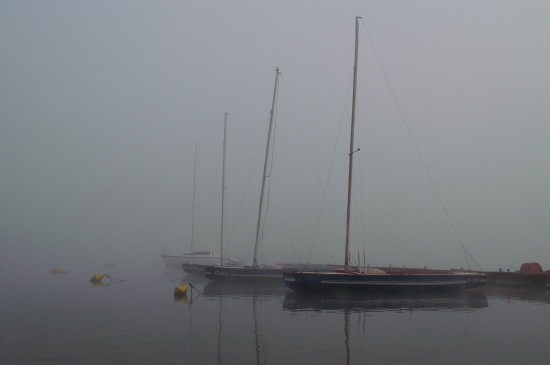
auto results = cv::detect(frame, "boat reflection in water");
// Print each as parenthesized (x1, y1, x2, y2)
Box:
(201, 282, 290, 365)
(202, 281, 291, 297)
(283, 290, 488, 365)
(485, 284, 550, 305)
(283, 290, 488, 313)
(182, 282, 550, 365)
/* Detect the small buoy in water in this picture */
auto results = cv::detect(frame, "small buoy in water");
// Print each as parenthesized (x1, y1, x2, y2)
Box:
(90, 274, 106, 282)
(104, 263, 114, 267)
(49, 268, 66, 274)
(90, 280, 105, 288)
(174, 284, 190, 296)
(174, 295, 189, 304)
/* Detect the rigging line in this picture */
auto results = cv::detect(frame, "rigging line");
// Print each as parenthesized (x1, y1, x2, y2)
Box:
(305, 72, 354, 265)
(280, 76, 340, 233)
(258, 191, 304, 265)
(230, 96, 300, 265)
(104, 274, 126, 282)
(354, 105, 367, 259)
(263, 204, 303, 265)
(360, 18, 478, 270)
(261, 179, 271, 265)
(262, 177, 276, 265)
(226, 113, 271, 264)
(351, 160, 360, 265)
(464, 246, 484, 272)
(261, 206, 268, 265)
(188, 283, 204, 294)
(254, 76, 304, 264)
(462, 247, 471, 271)
(279, 76, 341, 265)
(260, 85, 280, 265)
(237, 110, 302, 263)
(354, 151, 366, 261)
(258, 83, 304, 266)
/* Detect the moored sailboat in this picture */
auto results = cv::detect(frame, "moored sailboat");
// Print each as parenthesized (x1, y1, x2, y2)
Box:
(283, 17, 487, 292)
(204, 68, 285, 282)
(204, 68, 320, 282)
(161, 143, 240, 271)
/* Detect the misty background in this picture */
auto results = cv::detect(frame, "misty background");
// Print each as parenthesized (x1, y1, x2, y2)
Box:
(1, 1, 549, 273)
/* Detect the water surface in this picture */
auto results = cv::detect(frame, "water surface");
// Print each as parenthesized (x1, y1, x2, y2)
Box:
(2, 263, 549, 364)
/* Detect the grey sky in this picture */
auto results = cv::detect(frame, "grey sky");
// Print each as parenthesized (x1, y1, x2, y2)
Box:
(1, 1, 549, 272)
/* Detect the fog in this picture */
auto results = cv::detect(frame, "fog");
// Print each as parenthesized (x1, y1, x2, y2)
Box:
(1, 1, 549, 274)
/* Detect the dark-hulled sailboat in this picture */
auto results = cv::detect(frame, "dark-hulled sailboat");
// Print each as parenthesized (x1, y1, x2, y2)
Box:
(203, 68, 311, 282)
(283, 17, 487, 292)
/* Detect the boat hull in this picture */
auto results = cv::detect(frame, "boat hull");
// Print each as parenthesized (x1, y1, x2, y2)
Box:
(160, 253, 240, 269)
(203, 264, 343, 282)
(284, 271, 487, 292)
(181, 264, 206, 274)
(203, 266, 286, 282)
(182, 262, 243, 274)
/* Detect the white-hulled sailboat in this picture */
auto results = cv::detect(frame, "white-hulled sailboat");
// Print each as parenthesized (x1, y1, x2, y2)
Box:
(161, 142, 240, 272)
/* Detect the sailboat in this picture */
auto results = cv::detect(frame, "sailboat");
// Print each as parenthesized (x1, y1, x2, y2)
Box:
(203, 68, 318, 282)
(161, 142, 240, 271)
(283, 17, 487, 292)
(203, 68, 284, 281)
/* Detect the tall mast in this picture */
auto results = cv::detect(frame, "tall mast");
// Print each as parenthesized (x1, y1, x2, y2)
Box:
(253, 67, 281, 268)
(345, 16, 361, 270)
(221, 113, 228, 266)
(191, 144, 198, 252)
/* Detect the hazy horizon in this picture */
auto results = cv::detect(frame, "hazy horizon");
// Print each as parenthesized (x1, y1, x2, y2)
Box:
(1, 1, 549, 273)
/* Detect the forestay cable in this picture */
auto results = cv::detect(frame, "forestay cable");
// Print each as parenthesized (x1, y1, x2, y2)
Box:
(360, 18, 483, 271)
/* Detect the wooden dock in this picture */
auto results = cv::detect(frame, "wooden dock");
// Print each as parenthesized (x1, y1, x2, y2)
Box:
(485, 271, 550, 287)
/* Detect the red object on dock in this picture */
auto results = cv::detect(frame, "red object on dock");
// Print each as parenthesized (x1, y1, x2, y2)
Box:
(519, 262, 543, 274)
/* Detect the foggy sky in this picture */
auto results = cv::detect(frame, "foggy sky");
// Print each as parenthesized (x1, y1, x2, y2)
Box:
(1, 1, 549, 272)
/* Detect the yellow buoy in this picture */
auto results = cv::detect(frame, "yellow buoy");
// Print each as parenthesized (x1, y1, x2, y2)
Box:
(49, 268, 66, 274)
(174, 295, 189, 304)
(90, 280, 106, 288)
(174, 284, 190, 295)
(90, 274, 106, 282)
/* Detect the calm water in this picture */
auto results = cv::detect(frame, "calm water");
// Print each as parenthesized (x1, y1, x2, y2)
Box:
(2, 262, 550, 364)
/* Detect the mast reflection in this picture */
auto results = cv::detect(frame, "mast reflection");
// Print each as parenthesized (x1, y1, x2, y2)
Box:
(282, 291, 488, 313)
(201, 282, 285, 365)
(284, 291, 488, 365)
